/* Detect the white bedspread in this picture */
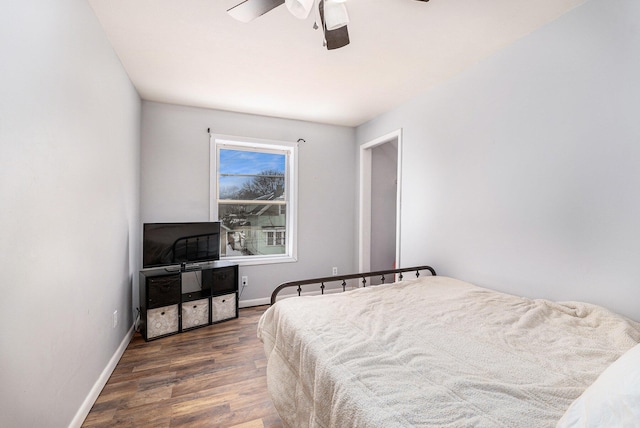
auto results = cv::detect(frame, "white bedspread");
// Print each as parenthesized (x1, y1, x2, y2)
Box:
(257, 276, 640, 428)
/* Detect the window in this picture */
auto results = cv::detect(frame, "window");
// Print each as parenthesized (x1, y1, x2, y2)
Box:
(210, 135, 298, 265)
(265, 230, 286, 246)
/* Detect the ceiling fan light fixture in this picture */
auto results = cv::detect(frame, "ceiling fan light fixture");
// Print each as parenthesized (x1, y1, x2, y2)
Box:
(323, 1, 349, 30)
(285, 0, 314, 19)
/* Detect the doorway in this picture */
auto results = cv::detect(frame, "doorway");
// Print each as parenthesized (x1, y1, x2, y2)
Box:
(359, 129, 402, 275)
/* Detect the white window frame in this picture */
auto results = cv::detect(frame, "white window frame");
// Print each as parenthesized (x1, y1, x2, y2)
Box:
(210, 134, 298, 265)
(265, 229, 286, 246)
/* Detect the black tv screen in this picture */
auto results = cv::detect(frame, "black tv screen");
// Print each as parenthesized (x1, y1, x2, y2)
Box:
(143, 222, 221, 269)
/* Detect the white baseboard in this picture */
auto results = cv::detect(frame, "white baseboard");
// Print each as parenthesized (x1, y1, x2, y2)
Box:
(69, 321, 136, 428)
(238, 297, 270, 308)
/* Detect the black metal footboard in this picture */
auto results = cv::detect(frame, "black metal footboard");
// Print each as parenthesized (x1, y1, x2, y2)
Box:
(270, 265, 436, 305)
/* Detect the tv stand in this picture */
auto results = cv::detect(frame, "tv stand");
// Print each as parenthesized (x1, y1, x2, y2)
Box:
(139, 261, 238, 341)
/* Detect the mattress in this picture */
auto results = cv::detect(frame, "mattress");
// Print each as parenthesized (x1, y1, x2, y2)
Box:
(257, 276, 640, 428)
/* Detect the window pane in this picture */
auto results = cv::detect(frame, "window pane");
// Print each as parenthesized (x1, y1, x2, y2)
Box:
(219, 203, 287, 257)
(219, 149, 285, 201)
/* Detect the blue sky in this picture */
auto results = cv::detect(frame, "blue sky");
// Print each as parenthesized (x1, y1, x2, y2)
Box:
(219, 149, 285, 193)
(219, 149, 285, 175)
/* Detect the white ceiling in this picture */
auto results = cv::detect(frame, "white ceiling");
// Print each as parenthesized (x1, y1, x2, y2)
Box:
(88, 0, 587, 127)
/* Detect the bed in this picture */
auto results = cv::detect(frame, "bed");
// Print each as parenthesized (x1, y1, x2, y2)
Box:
(257, 266, 640, 428)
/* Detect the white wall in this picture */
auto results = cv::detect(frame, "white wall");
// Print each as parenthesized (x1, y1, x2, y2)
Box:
(141, 101, 356, 303)
(357, 0, 640, 320)
(0, 1, 141, 426)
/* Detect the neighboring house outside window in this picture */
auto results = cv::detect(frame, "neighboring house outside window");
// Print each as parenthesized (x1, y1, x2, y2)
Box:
(210, 134, 298, 265)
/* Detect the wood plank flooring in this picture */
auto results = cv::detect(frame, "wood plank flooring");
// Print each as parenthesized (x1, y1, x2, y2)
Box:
(82, 306, 283, 428)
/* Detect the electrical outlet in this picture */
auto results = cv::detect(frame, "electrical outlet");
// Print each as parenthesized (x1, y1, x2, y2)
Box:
(241, 276, 248, 287)
(332, 267, 338, 275)
(112, 310, 118, 328)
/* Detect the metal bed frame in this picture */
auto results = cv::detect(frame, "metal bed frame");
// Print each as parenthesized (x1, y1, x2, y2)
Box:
(270, 265, 436, 305)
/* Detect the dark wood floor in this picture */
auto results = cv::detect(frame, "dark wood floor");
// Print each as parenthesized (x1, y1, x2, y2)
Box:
(82, 306, 283, 428)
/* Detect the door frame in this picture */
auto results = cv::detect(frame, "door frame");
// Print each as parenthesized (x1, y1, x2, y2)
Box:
(358, 129, 403, 272)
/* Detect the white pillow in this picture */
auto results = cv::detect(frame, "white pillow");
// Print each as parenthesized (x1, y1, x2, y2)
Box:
(557, 343, 640, 427)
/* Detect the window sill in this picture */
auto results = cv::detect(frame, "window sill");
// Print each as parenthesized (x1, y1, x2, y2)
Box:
(220, 255, 297, 266)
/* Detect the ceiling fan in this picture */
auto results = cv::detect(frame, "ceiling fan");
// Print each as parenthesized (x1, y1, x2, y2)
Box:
(227, 0, 430, 51)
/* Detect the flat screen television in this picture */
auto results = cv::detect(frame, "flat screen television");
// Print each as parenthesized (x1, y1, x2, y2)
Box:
(143, 222, 221, 269)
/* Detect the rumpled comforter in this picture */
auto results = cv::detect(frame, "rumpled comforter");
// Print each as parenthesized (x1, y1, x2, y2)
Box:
(257, 276, 640, 428)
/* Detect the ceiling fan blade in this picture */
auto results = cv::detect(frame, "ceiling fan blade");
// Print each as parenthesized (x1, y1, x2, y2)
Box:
(227, 0, 285, 23)
(319, 0, 350, 50)
(324, 25, 350, 50)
